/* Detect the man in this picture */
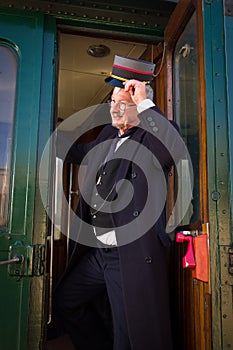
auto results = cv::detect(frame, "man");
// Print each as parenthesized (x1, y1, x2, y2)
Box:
(53, 55, 186, 350)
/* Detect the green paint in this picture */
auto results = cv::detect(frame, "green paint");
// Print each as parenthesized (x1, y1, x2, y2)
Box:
(203, 0, 232, 348)
(0, 9, 45, 350)
(225, 15, 233, 242)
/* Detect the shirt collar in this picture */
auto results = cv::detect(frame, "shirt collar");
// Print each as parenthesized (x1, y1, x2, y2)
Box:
(117, 126, 138, 138)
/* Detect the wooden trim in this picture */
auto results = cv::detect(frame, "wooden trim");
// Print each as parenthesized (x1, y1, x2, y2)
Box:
(164, 0, 195, 51)
(140, 43, 166, 112)
(196, 1, 209, 224)
(164, 0, 195, 121)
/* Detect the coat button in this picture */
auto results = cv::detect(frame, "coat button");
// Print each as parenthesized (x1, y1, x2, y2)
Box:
(145, 256, 152, 263)
(133, 210, 139, 217)
(131, 172, 137, 179)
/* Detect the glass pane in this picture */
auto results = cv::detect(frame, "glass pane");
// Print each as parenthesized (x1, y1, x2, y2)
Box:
(173, 12, 200, 225)
(0, 46, 17, 226)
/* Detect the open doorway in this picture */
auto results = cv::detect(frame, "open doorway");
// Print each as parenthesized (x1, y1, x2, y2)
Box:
(50, 28, 159, 297)
(46, 30, 160, 349)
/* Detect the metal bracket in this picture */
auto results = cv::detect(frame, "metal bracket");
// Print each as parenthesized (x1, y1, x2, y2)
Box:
(7, 240, 45, 277)
(228, 248, 233, 275)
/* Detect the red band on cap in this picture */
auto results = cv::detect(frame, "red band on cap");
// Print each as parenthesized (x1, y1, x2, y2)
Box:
(113, 64, 154, 76)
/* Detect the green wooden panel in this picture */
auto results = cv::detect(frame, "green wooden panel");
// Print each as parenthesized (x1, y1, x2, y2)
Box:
(0, 9, 44, 350)
(225, 15, 233, 240)
(203, 0, 233, 349)
(27, 15, 56, 349)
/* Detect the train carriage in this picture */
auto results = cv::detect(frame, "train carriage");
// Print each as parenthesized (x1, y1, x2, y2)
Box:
(0, 0, 232, 349)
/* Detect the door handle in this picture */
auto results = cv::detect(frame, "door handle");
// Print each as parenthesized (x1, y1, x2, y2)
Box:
(0, 255, 24, 265)
(0, 240, 45, 276)
(176, 231, 196, 268)
(176, 224, 210, 283)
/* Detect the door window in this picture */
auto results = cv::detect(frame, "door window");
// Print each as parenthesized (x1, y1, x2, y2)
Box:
(0, 45, 17, 226)
(173, 13, 199, 225)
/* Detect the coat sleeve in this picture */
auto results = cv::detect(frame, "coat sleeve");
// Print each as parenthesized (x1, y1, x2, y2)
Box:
(138, 106, 187, 170)
(56, 129, 96, 164)
(56, 124, 115, 164)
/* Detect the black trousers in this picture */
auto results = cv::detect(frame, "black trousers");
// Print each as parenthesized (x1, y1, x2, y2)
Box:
(53, 247, 131, 350)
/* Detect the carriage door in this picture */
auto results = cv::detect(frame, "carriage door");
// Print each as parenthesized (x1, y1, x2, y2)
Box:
(165, 1, 212, 350)
(0, 9, 55, 350)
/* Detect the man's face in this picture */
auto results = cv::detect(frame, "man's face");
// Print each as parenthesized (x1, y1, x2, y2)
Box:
(110, 87, 139, 134)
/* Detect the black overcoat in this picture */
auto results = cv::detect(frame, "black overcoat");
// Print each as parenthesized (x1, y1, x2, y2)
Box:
(57, 106, 185, 350)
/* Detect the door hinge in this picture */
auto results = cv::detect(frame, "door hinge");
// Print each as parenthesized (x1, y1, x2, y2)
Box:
(8, 240, 45, 277)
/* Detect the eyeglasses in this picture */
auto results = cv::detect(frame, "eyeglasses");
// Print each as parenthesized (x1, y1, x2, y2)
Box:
(108, 100, 136, 112)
